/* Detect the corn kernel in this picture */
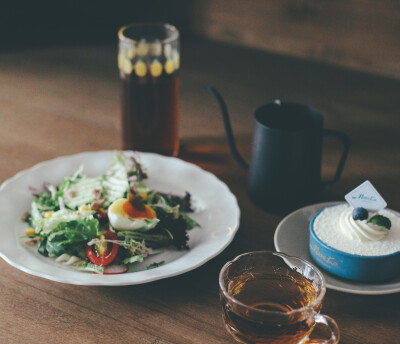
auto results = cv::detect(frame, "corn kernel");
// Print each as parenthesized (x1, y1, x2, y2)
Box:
(79, 204, 91, 212)
(25, 228, 35, 236)
(140, 193, 148, 201)
(43, 212, 53, 218)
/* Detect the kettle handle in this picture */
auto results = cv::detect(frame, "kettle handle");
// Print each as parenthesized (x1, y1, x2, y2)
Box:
(321, 129, 351, 187)
(206, 86, 249, 170)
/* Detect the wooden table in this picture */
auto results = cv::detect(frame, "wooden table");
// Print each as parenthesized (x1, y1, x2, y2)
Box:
(1, 38, 399, 344)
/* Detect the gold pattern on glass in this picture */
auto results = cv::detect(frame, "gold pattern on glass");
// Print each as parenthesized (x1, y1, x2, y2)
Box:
(165, 59, 175, 74)
(164, 43, 172, 58)
(118, 53, 124, 70)
(150, 60, 163, 77)
(150, 41, 162, 57)
(174, 53, 180, 69)
(135, 60, 147, 77)
(122, 58, 133, 74)
(137, 40, 149, 57)
(127, 46, 136, 59)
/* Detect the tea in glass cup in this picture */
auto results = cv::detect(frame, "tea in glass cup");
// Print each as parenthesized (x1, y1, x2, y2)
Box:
(118, 23, 180, 156)
(219, 251, 339, 344)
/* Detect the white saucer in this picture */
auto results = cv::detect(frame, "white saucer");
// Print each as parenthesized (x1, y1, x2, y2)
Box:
(274, 202, 400, 295)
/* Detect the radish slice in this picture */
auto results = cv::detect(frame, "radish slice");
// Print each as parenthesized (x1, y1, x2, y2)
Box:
(103, 264, 128, 274)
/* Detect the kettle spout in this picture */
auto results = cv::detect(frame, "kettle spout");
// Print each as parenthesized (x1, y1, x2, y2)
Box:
(206, 86, 249, 170)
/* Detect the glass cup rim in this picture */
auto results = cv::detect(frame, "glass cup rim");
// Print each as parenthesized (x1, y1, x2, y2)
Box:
(118, 22, 179, 44)
(219, 251, 326, 316)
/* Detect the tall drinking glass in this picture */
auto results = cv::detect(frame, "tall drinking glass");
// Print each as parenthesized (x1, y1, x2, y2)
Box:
(118, 23, 180, 156)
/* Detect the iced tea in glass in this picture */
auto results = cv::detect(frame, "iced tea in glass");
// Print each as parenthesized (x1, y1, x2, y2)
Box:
(118, 23, 180, 156)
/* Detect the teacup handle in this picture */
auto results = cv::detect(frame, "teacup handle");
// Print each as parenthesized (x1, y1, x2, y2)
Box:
(306, 313, 340, 344)
(321, 129, 351, 187)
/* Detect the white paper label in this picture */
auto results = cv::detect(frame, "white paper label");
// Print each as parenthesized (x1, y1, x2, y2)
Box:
(345, 180, 387, 211)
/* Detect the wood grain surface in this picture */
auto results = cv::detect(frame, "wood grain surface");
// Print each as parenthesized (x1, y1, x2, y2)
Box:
(0, 38, 399, 343)
(191, 0, 400, 79)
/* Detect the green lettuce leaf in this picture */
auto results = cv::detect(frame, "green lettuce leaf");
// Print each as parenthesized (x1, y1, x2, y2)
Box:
(146, 261, 165, 270)
(35, 209, 95, 234)
(181, 213, 200, 230)
(40, 218, 99, 257)
(122, 254, 145, 265)
(47, 218, 99, 244)
(78, 262, 104, 274)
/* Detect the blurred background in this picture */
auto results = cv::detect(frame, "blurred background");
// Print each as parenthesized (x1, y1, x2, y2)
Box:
(1, 0, 399, 78)
(1, 0, 399, 204)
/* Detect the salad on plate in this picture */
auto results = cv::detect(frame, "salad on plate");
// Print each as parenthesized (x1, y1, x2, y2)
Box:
(22, 151, 199, 274)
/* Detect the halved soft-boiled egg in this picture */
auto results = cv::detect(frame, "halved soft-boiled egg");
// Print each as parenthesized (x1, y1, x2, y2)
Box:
(108, 198, 159, 231)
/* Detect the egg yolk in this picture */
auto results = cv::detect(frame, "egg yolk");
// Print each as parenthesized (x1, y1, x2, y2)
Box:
(122, 200, 156, 220)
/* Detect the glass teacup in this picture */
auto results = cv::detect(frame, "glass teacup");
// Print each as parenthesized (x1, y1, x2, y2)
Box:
(219, 251, 339, 344)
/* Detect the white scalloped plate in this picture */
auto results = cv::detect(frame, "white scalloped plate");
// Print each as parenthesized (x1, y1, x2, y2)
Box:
(274, 202, 400, 295)
(0, 151, 240, 286)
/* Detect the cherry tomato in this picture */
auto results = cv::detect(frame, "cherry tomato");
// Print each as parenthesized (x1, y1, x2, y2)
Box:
(86, 230, 119, 266)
